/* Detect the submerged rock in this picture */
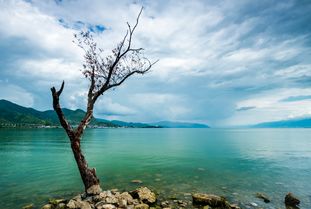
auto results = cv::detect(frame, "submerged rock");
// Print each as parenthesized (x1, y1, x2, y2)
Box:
(285, 193, 300, 207)
(131, 180, 143, 184)
(256, 192, 271, 203)
(22, 204, 34, 209)
(192, 193, 231, 208)
(49, 198, 66, 205)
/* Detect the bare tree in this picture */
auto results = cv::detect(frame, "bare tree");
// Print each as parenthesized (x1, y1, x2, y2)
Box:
(51, 8, 157, 192)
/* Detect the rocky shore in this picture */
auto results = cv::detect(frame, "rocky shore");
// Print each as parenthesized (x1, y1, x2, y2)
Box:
(22, 185, 301, 209)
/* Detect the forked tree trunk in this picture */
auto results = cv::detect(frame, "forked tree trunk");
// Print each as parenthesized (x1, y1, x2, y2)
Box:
(51, 83, 100, 192)
(70, 136, 99, 190)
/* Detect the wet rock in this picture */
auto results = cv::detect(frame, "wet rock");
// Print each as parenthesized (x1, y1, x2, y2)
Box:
(56, 203, 66, 209)
(230, 203, 241, 209)
(177, 200, 187, 207)
(131, 187, 156, 204)
(41, 204, 53, 209)
(256, 192, 270, 203)
(160, 201, 170, 208)
(131, 180, 143, 184)
(134, 203, 149, 209)
(22, 204, 34, 209)
(87, 184, 102, 195)
(49, 198, 66, 205)
(192, 193, 231, 208)
(285, 193, 300, 207)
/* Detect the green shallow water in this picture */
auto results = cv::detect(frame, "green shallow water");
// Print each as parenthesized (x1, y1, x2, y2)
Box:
(0, 128, 311, 209)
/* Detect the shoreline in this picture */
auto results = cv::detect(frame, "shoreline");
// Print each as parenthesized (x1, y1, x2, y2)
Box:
(22, 186, 300, 209)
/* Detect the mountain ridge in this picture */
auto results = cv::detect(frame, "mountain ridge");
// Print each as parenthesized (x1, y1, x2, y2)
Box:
(0, 99, 209, 128)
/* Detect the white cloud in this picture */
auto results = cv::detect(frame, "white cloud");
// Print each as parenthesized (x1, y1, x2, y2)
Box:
(0, 82, 34, 107)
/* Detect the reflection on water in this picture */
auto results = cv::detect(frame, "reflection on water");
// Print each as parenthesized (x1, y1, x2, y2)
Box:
(1, 128, 311, 208)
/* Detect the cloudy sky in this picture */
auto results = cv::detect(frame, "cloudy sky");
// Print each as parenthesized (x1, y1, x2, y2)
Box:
(0, 0, 311, 127)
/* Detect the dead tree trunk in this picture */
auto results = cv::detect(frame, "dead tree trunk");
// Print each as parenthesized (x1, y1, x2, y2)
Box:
(51, 82, 100, 192)
(70, 136, 99, 189)
(50, 7, 156, 192)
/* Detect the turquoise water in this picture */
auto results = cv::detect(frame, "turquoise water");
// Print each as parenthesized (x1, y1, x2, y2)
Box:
(0, 128, 311, 209)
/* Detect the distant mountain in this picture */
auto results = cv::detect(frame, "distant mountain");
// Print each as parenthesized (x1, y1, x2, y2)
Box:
(0, 99, 118, 128)
(0, 99, 209, 128)
(252, 117, 311, 128)
(151, 121, 209, 128)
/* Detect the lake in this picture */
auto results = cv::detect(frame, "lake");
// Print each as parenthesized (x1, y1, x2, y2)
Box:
(0, 128, 310, 208)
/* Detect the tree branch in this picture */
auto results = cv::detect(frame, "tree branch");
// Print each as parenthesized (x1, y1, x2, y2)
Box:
(50, 81, 75, 139)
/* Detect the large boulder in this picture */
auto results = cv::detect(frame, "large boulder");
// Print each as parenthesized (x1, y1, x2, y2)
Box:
(192, 193, 231, 208)
(130, 187, 156, 204)
(285, 193, 300, 207)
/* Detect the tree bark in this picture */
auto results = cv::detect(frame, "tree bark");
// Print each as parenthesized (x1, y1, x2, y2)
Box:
(51, 82, 100, 191)
(70, 136, 99, 190)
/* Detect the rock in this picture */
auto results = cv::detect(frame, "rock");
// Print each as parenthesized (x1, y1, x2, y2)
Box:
(134, 203, 149, 209)
(198, 168, 205, 171)
(256, 192, 270, 203)
(160, 201, 169, 207)
(106, 196, 118, 204)
(49, 198, 66, 205)
(117, 192, 134, 205)
(96, 203, 116, 209)
(67, 199, 92, 209)
(22, 204, 34, 209)
(249, 202, 258, 207)
(177, 200, 187, 207)
(131, 180, 143, 184)
(230, 204, 241, 209)
(87, 184, 102, 195)
(203, 206, 211, 209)
(41, 204, 53, 209)
(285, 193, 300, 207)
(192, 193, 230, 208)
(131, 187, 156, 204)
(67, 200, 77, 209)
(56, 203, 66, 209)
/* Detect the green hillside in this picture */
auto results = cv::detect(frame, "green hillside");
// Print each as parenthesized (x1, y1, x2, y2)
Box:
(0, 99, 117, 128)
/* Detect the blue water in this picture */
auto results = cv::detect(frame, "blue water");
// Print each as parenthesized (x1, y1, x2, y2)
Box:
(0, 128, 310, 209)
